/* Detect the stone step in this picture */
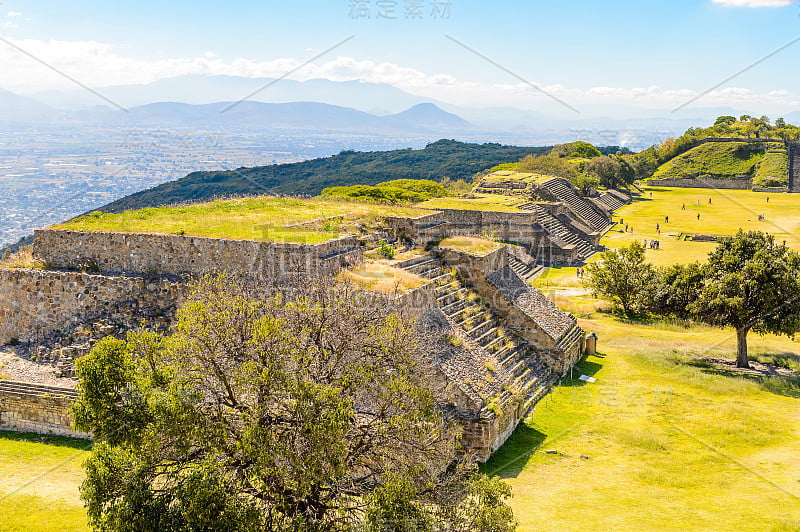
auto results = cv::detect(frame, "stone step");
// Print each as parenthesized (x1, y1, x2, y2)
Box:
(0, 380, 79, 399)
(542, 178, 609, 231)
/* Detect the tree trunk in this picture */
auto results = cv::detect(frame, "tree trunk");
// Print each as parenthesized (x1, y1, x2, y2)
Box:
(736, 327, 750, 369)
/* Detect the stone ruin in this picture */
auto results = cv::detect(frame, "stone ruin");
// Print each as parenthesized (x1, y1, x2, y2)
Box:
(0, 181, 629, 458)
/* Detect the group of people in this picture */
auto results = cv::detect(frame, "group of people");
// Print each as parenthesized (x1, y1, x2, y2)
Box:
(758, 214, 766, 221)
(576, 267, 586, 278)
(644, 239, 661, 250)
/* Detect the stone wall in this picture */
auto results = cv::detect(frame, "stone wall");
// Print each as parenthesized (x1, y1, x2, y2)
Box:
(33, 230, 362, 278)
(0, 268, 181, 345)
(386, 209, 542, 248)
(435, 246, 509, 286)
(648, 177, 753, 189)
(0, 381, 88, 438)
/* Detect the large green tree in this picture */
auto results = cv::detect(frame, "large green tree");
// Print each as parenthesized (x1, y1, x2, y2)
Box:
(73, 275, 516, 532)
(691, 231, 800, 368)
(585, 242, 656, 316)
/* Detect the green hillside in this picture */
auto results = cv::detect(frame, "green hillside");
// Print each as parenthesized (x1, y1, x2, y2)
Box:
(651, 141, 787, 184)
(99, 140, 551, 213)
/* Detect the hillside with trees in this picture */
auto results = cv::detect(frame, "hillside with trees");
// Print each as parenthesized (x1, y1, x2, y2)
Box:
(490, 141, 635, 193)
(98, 140, 551, 213)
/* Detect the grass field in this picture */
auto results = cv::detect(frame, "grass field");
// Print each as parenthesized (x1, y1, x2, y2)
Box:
(0, 432, 90, 532)
(417, 193, 526, 212)
(54, 196, 432, 244)
(601, 186, 800, 265)
(483, 296, 800, 531)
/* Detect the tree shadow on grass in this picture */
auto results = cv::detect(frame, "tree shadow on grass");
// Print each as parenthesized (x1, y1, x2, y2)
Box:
(0, 430, 91, 451)
(679, 357, 800, 399)
(480, 423, 548, 479)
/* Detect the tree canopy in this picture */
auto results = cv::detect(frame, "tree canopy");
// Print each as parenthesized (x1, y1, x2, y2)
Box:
(73, 274, 517, 532)
(587, 232, 800, 368)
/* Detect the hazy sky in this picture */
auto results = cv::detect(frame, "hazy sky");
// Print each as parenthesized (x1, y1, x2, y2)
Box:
(2, 0, 800, 114)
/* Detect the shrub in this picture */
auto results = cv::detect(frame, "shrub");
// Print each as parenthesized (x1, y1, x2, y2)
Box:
(376, 240, 396, 259)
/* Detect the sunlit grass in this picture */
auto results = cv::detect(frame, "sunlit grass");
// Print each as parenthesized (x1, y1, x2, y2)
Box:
(0, 431, 90, 532)
(602, 186, 800, 266)
(417, 193, 526, 212)
(439, 236, 501, 256)
(54, 196, 435, 244)
(338, 262, 426, 295)
(486, 307, 800, 532)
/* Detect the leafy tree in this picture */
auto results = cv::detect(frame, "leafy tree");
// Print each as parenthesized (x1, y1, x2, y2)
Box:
(570, 174, 600, 195)
(646, 262, 705, 318)
(516, 153, 579, 180)
(585, 242, 656, 316)
(73, 274, 517, 532)
(690, 231, 800, 368)
(583, 155, 636, 189)
(550, 141, 602, 159)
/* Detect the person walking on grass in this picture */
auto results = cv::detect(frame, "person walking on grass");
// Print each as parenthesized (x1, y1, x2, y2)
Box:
(682, 203, 686, 210)
(665, 215, 669, 223)
(697, 212, 700, 221)
(656, 223, 660, 232)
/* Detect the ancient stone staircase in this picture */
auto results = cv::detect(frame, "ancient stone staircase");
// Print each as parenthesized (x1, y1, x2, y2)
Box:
(789, 141, 800, 193)
(508, 256, 543, 283)
(523, 204, 594, 261)
(541, 178, 610, 231)
(399, 256, 558, 418)
(597, 191, 627, 210)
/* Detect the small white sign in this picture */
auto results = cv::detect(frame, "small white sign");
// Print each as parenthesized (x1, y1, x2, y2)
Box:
(579, 375, 596, 383)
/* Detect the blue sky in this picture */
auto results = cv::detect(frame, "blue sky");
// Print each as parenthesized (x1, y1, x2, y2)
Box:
(2, 0, 800, 114)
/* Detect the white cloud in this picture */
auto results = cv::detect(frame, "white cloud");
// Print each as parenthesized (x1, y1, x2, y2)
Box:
(0, 35, 798, 113)
(7, 11, 22, 17)
(712, 0, 795, 7)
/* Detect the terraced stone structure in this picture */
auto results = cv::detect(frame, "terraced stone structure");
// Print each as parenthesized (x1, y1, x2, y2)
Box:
(0, 185, 622, 459)
(391, 177, 629, 265)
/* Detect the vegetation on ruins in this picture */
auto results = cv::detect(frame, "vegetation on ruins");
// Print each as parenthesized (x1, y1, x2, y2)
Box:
(493, 141, 635, 193)
(651, 141, 786, 182)
(338, 262, 425, 295)
(439, 236, 502, 256)
(630, 115, 800, 180)
(55, 196, 432, 244)
(71, 274, 516, 532)
(320, 179, 448, 204)
(589, 232, 800, 368)
(0, 244, 45, 269)
(98, 140, 551, 213)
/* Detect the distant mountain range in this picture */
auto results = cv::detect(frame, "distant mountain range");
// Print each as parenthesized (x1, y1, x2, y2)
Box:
(0, 87, 63, 122)
(66, 100, 471, 134)
(5, 74, 787, 143)
(31, 75, 434, 114)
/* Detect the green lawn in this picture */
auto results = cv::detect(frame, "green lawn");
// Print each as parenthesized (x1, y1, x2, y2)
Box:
(485, 304, 800, 532)
(54, 196, 433, 244)
(602, 186, 800, 265)
(0, 432, 90, 532)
